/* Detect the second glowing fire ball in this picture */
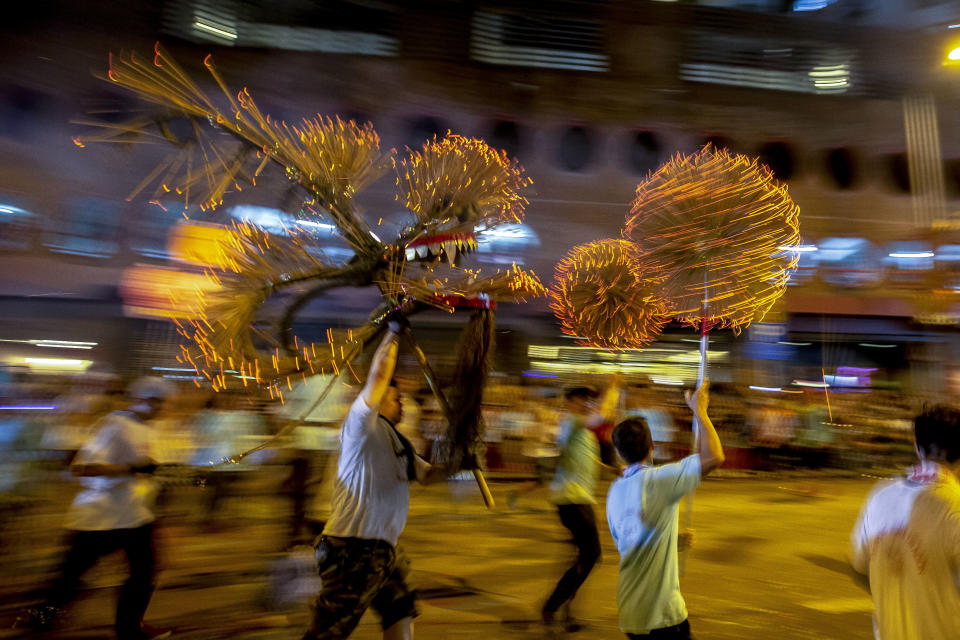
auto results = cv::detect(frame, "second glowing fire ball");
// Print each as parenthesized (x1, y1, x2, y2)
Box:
(552, 146, 801, 348)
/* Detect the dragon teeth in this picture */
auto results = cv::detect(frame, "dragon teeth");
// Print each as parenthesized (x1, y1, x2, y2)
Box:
(429, 243, 441, 256)
(443, 240, 457, 263)
(405, 247, 417, 261)
(416, 245, 429, 259)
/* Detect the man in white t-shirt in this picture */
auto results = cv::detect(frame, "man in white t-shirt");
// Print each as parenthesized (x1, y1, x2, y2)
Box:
(851, 405, 960, 640)
(606, 380, 724, 639)
(25, 377, 175, 640)
(303, 320, 438, 640)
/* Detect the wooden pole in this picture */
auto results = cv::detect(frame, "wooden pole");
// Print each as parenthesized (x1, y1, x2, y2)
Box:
(401, 329, 495, 509)
(680, 276, 710, 576)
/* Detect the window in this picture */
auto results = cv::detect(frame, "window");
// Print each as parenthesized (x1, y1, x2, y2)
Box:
(163, 0, 401, 54)
(885, 153, 910, 194)
(0, 84, 47, 141)
(818, 237, 880, 286)
(470, 9, 608, 72)
(407, 116, 447, 149)
(627, 131, 661, 175)
(824, 147, 858, 190)
(680, 31, 854, 96)
(945, 159, 960, 199)
(700, 135, 736, 155)
(129, 202, 200, 260)
(490, 120, 522, 159)
(0, 201, 37, 251)
(759, 141, 797, 181)
(558, 126, 594, 172)
(43, 198, 122, 259)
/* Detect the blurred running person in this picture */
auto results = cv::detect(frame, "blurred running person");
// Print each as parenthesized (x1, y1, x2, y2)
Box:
(541, 386, 602, 633)
(851, 405, 960, 640)
(24, 377, 176, 640)
(607, 379, 724, 639)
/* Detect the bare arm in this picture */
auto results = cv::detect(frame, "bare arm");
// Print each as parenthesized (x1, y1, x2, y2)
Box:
(684, 379, 725, 476)
(418, 460, 451, 485)
(70, 423, 156, 477)
(361, 324, 402, 410)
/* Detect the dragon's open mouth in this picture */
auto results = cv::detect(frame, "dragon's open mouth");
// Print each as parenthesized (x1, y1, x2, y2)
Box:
(426, 293, 495, 309)
(404, 231, 478, 263)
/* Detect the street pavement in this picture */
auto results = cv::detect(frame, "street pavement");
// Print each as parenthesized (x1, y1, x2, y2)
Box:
(1, 473, 880, 639)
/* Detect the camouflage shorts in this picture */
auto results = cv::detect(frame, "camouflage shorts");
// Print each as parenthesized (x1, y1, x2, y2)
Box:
(302, 535, 417, 640)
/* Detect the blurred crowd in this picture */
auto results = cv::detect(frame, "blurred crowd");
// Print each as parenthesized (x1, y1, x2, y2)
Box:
(0, 366, 933, 638)
(0, 369, 920, 517)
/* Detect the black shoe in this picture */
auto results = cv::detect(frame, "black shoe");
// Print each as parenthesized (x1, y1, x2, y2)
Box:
(541, 609, 560, 638)
(563, 619, 584, 633)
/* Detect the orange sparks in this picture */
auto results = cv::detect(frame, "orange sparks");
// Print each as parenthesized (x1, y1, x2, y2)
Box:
(551, 239, 669, 349)
(625, 145, 800, 332)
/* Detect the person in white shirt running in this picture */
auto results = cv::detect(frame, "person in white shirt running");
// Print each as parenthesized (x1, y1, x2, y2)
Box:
(303, 320, 442, 640)
(851, 404, 960, 640)
(606, 380, 724, 639)
(25, 376, 175, 640)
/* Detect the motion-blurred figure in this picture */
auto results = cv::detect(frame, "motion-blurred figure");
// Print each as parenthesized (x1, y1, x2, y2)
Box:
(277, 375, 355, 545)
(304, 321, 441, 640)
(504, 390, 555, 509)
(851, 405, 960, 640)
(541, 386, 602, 634)
(23, 376, 176, 640)
(40, 388, 123, 467)
(589, 375, 623, 468)
(750, 399, 797, 470)
(190, 392, 267, 528)
(607, 380, 724, 639)
(394, 377, 425, 457)
(626, 386, 678, 465)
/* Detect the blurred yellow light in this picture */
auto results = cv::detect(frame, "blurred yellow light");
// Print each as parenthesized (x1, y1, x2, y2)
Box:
(167, 222, 237, 267)
(23, 357, 93, 371)
(120, 265, 220, 320)
(950, 47, 960, 62)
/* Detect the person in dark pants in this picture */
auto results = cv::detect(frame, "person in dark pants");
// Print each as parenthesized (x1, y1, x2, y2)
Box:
(542, 387, 602, 634)
(23, 377, 175, 640)
(302, 320, 446, 640)
(48, 525, 158, 636)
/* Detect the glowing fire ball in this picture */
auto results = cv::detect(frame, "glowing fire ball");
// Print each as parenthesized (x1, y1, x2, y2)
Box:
(550, 239, 670, 349)
(396, 133, 531, 230)
(625, 146, 800, 331)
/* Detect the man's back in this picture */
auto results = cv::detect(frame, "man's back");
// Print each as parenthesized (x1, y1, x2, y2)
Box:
(852, 466, 960, 640)
(65, 411, 156, 531)
(324, 395, 411, 546)
(606, 455, 701, 634)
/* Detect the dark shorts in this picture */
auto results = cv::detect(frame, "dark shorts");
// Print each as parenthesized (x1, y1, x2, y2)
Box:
(303, 535, 417, 640)
(627, 619, 693, 639)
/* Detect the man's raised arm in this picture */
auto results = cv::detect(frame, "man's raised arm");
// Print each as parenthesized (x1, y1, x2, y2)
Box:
(684, 379, 725, 476)
(361, 321, 403, 410)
